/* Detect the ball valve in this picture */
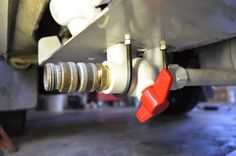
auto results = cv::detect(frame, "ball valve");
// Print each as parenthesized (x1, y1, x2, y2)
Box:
(136, 69, 173, 122)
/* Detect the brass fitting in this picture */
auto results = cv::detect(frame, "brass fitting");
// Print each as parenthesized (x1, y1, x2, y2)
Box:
(58, 62, 78, 92)
(43, 62, 110, 93)
(44, 63, 58, 91)
(97, 64, 110, 91)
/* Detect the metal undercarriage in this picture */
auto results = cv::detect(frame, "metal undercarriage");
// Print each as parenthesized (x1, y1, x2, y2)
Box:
(39, 0, 236, 64)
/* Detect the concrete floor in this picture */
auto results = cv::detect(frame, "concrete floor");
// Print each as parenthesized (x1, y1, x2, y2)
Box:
(12, 105, 236, 156)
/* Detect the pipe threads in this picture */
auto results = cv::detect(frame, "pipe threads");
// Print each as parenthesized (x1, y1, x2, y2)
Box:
(44, 62, 110, 93)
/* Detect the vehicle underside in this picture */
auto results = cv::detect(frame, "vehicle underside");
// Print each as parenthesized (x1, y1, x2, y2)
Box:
(1, 0, 236, 135)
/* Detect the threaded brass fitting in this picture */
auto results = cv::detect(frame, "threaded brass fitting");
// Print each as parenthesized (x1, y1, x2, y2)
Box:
(43, 62, 110, 93)
(97, 64, 110, 91)
(44, 62, 78, 92)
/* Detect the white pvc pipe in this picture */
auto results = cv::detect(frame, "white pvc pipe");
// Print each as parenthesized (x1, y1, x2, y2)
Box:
(186, 69, 236, 86)
(103, 44, 128, 94)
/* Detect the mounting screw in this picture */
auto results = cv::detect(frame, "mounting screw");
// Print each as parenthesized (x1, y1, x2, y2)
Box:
(160, 40, 167, 50)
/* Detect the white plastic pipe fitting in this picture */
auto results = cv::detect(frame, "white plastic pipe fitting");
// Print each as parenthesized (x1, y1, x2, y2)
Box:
(102, 44, 128, 94)
(50, 0, 104, 36)
(102, 44, 157, 97)
(168, 64, 188, 90)
(129, 58, 157, 100)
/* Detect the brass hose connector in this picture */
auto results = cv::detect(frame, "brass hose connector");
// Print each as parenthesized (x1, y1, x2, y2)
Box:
(43, 62, 110, 93)
(97, 64, 110, 91)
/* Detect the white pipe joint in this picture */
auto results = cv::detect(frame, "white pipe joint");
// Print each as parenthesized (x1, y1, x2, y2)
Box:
(102, 44, 157, 98)
(50, 0, 104, 36)
(144, 47, 164, 70)
(129, 58, 156, 100)
(168, 64, 188, 90)
(102, 44, 128, 94)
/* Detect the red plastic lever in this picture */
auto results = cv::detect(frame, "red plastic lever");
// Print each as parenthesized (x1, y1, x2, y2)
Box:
(136, 69, 173, 123)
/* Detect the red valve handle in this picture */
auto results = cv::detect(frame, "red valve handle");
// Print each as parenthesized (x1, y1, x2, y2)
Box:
(136, 69, 173, 123)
